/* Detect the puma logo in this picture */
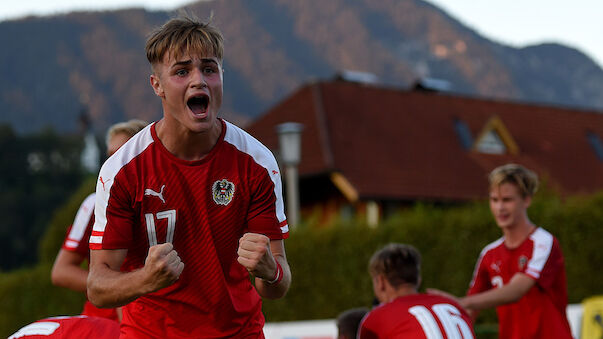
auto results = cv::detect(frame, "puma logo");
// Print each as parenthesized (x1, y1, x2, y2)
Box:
(145, 185, 166, 204)
(99, 176, 112, 190)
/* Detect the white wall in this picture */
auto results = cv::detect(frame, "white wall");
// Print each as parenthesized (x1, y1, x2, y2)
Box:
(264, 319, 337, 339)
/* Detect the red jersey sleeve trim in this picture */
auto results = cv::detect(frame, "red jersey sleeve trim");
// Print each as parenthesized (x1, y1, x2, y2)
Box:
(89, 230, 104, 249)
(63, 238, 80, 250)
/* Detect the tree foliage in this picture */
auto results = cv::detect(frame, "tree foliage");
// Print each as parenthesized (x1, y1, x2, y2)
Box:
(0, 124, 88, 270)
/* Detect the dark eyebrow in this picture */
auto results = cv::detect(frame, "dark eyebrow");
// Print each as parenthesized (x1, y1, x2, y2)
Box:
(170, 59, 192, 68)
(170, 58, 219, 68)
(201, 58, 219, 66)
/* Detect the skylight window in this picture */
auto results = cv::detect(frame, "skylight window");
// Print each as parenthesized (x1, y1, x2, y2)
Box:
(453, 118, 473, 150)
(587, 132, 603, 161)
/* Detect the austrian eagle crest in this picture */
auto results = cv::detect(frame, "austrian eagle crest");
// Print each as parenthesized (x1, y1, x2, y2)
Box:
(212, 179, 235, 206)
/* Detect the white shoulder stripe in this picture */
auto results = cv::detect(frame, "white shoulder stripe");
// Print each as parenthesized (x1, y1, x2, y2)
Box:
(469, 237, 503, 288)
(223, 121, 288, 231)
(526, 227, 553, 279)
(8, 322, 61, 338)
(92, 124, 154, 241)
(67, 193, 96, 242)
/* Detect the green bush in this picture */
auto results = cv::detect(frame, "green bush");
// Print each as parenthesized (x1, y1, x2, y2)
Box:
(0, 264, 85, 337)
(38, 176, 97, 265)
(0, 177, 95, 338)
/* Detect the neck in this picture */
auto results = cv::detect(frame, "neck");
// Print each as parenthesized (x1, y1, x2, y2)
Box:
(384, 284, 417, 303)
(503, 218, 536, 248)
(155, 119, 222, 161)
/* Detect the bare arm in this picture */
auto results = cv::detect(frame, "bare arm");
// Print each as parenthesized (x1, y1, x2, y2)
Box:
(51, 249, 88, 292)
(460, 273, 535, 311)
(237, 234, 291, 299)
(87, 243, 184, 308)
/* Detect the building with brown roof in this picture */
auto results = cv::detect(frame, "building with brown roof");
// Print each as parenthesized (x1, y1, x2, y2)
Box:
(246, 79, 603, 226)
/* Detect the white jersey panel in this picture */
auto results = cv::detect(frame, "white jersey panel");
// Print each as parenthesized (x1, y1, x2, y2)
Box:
(65, 193, 96, 249)
(526, 227, 553, 279)
(469, 237, 504, 289)
(92, 124, 155, 245)
(223, 120, 288, 233)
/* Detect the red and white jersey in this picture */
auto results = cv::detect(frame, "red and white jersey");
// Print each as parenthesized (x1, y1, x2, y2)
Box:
(468, 227, 571, 339)
(8, 315, 119, 339)
(61, 193, 119, 321)
(91, 120, 288, 338)
(359, 294, 475, 339)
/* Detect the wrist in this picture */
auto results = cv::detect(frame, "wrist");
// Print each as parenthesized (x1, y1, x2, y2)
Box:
(459, 296, 472, 310)
(263, 261, 283, 285)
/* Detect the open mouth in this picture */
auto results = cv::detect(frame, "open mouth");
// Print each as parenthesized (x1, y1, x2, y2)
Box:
(187, 95, 209, 115)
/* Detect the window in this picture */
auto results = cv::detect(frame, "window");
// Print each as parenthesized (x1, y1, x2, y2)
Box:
(453, 118, 473, 150)
(473, 115, 518, 155)
(587, 132, 603, 161)
(476, 130, 507, 154)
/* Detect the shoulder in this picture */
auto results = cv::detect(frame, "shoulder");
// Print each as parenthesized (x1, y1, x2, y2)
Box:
(529, 227, 555, 246)
(222, 120, 278, 168)
(80, 193, 96, 209)
(74, 193, 96, 220)
(527, 227, 557, 258)
(362, 306, 384, 328)
(9, 315, 119, 339)
(98, 124, 154, 190)
(478, 237, 505, 258)
(419, 293, 466, 311)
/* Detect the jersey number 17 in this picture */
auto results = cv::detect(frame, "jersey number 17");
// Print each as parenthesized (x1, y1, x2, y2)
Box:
(144, 210, 177, 246)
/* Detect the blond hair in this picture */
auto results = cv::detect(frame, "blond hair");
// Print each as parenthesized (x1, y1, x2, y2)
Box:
(105, 119, 148, 146)
(489, 164, 539, 197)
(145, 16, 224, 71)
(369, 243, 421, 288)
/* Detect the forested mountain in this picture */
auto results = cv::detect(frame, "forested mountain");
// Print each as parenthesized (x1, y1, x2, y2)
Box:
(1, 0, 602, 134)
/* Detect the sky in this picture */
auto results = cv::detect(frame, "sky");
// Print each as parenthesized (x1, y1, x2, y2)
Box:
(425, 0, 603, 68)
(0, 0, 601, 68)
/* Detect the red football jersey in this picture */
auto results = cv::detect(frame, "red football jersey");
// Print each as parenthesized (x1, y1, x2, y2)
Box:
(359, 293, 475, 339)
(468, 227, 572, 339)
(91, 120, 288, 338)
(61, 193, 119, 321)
(8, 315, 119, 339)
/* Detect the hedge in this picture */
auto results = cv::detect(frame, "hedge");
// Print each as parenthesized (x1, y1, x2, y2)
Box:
(0, 177, 95, 336)
(1, 186, 601, 338)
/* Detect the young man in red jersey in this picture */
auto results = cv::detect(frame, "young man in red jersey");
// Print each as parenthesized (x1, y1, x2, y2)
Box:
(87, 16, 291, 338)
(8, 315, 119, 339)
(431, 164, 572, 339)
(359, 243, 475, 338)
(51, 119, 147, 322)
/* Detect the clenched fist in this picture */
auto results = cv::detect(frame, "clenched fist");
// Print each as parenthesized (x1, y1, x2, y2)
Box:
(143, 242, 184, 292)
(237, 233, 276, 281)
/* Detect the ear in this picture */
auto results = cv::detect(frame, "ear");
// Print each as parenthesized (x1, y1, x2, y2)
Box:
(523, 195, 532, 208)
(150, 74, 164, 98)
(375, 274, 386, 293)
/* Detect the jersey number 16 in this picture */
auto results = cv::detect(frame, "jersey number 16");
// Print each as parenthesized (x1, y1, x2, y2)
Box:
(409, 303, 474, 339)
